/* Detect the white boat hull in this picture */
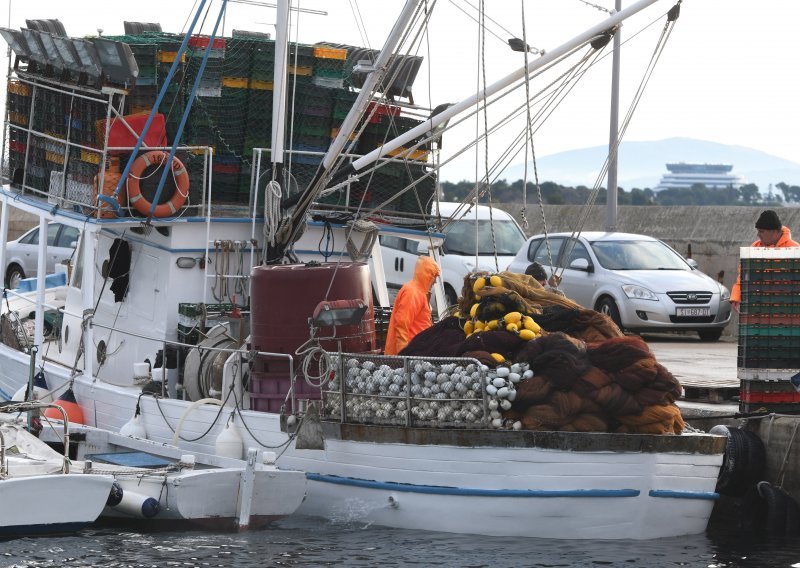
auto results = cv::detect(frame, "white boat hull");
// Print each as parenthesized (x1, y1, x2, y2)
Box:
(102, 467, 307, 528)
(0, 333, 723, 539)
(0, 474, 114, 537)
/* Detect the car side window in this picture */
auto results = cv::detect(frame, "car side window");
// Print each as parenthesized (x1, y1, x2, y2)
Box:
(533, 237, 564, 267)
(380, 236, 405, 251)
(404, 239, 422, 255)
(526, 238, 542, 262)
(46, 224, 60, 246)
(564, 239, 590, 265)
(56, 226, 80, 248)
(19, 228, 39, 245)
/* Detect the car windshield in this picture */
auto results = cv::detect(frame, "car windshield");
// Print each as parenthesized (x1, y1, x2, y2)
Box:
(589, 239, 689, 271)
(443, 220, 525, 255)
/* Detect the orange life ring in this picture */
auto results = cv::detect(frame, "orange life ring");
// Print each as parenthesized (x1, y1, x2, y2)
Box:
(126, 151, 189, 217)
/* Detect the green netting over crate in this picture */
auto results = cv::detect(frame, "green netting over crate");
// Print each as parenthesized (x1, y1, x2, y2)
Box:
(47, 32, 437, 213)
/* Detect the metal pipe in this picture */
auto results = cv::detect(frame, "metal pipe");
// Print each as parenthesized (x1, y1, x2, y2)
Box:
(271, 0, 289, 164)
(605, 0, 623, 232)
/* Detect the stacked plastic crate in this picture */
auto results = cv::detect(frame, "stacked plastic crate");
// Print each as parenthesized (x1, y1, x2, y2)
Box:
(738, 247, 800, 413)
(6, 80, 31, 190)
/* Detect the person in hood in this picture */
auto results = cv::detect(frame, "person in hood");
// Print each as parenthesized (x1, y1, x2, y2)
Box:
(384, 256, 441, 355)
(731, 209, 799, 312)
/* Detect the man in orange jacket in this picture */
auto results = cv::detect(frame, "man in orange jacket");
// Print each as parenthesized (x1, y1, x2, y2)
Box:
(731, 209, 799, 312)
(384, 255, 441, 355)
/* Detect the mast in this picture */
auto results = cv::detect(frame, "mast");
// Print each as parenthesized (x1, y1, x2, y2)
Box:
(605, 0, 622, 232)
(271, 0, 289, 169)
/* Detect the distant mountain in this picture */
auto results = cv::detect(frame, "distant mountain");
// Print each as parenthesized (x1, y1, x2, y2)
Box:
(500, 137, 800, 191)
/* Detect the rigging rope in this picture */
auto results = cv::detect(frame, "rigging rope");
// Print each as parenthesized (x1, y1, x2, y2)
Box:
(552, 3, 682, 282)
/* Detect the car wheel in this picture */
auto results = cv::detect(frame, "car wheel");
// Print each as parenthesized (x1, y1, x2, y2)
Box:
(444, 284, 458, 307)
(5, 264, 25, 289)
(698, 329, 723, 342)
(596, 296, 623, 330)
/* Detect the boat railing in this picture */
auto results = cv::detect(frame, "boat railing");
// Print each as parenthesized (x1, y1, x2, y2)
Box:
(321, 352, 490, 429)
(3, 74, 221, 219)
(0, 400, 71, 474)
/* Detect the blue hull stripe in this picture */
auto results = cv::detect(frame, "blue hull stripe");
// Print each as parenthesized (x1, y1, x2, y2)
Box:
(649, 489, 720, 501)
(306, 473, 640, 498)
(0, 521, 89, 537)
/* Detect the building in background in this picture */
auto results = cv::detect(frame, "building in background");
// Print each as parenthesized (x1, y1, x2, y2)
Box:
(655, 163, 745, 191)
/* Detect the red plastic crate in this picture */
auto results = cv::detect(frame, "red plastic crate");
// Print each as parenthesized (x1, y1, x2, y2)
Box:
(366, 102, 401, 123)
(189, 36, 227, 50)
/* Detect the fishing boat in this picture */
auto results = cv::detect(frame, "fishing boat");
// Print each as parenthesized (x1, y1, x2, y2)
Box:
(37, 420, 307, 529)
(0, 0, 725, 539)
(0, 401, 114, 537)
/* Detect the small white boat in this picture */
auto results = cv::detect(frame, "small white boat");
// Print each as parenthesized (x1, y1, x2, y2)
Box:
(36, 421, 307, 530)
(0, 402, 115, 537)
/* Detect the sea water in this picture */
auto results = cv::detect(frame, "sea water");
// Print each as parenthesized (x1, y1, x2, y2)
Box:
(3, 516, 800, 568)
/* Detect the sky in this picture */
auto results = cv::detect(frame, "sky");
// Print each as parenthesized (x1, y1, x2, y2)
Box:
(3, 0, 799, 182)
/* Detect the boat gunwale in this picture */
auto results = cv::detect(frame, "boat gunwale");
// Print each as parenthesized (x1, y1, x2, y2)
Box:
(316, 420, 727, 454)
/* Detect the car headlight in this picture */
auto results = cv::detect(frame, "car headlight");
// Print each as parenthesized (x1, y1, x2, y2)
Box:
(622, 284, 659, 301)
(719, 283, 731, 301)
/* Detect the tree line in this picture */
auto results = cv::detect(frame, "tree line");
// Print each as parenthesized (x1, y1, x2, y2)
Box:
(439, 179, 800, 206)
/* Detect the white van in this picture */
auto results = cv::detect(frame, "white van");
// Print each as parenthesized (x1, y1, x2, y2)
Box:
(379, 202, 527, 305)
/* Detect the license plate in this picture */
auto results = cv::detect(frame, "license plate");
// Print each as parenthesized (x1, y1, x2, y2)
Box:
(676, 307, 711, 317)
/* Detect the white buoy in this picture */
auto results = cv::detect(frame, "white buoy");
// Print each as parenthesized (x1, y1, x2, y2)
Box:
(11, 385, 50, 402)
(216, 419, 244, 459)
(112, 489, 161, 518)
(119, 410, 147, 439)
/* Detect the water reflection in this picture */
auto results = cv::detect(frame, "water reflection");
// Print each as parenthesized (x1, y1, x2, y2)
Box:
(2, 516, 800, 568)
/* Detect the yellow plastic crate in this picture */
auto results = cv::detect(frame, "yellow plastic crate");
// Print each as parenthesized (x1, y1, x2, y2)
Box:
(330, 127, 357, 141)
(8, 112, 28, 126)
(80, 150, 101, 164)
(313, 46, 347, 60)
(45, 151, 65, 165)
(249, 79, 273, 91)
(387, 147, 429, 161)
(157, 51, 186, 64)
(7, 80, 30, 97)
(221, 76, 249, 89)
(288, 65, 313, 76)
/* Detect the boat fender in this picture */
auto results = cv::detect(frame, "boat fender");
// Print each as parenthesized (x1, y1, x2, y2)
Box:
(215, 419, 244, 459)
(43, 387, 84, 425)
(120, 411, 147, 439)
(757, 481, 788, 535)
(107, 481, 124, 507)
(112, 489, 161, 519)
(710, 425, 766, 497)
(126, 150, 189, 218)
(11, 384, 50, 402)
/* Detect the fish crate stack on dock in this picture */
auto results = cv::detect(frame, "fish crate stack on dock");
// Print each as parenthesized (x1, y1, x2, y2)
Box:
(738, 247, 800, 413)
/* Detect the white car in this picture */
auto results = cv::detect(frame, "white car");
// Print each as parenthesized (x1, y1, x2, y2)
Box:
(380, 202, 526, 305)
(4, 223, 79, 289)
(507, 231, 732, 341)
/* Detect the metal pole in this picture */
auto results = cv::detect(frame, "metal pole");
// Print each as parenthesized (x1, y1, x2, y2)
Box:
(605, 0, 622, 232)
(271, 0, 290, 165)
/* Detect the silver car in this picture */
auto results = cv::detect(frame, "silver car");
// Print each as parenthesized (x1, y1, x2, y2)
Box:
(4, 223, 79, 289)
(507, 232, 732, 341)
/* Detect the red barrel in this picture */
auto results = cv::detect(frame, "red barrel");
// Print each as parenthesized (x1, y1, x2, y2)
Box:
(249, 262, 375, 412)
